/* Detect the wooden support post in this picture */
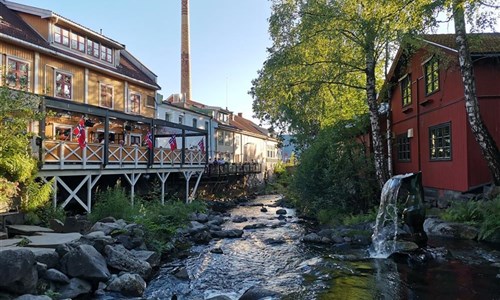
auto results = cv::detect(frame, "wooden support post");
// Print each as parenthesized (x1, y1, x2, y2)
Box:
(189, 171, 203, 202)
(52, 176, 57, 209)
(156, 172, 171, 205)
(87, 174, 102, 213)
(183, 171, 193, 203)
(123, 173, 142, 206)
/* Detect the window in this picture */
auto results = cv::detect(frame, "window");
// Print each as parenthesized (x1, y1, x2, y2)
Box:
(55, 71, 72, 99)
(396, 134, 411, 161)
(178, 115, 184, 124)
(100, 45, 113, 63)
(6, 58, 29, 90)
(55, 125, 72, 141)
(217, 131, 224, 145)
(224, 132, 233, 146)
(54, 25, 69, 46)
(205, 121, 209, 130)
(130, 134, 141, 146)
(424, 57, 439, 95)
(99, 83, 114, 108)
(429, 122, 451, 160)
(71, 33, 85, 53)
(400, 74, 412, 106)
(192, 118, 197, 128)
(87, 39, 100, 58)
(165, 113, 171, 122)
(146, 95, 155, 108)
(129, 93, 141, 114)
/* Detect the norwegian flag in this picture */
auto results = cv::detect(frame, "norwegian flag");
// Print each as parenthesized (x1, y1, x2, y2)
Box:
(169, 134, 177, 150)
(73, 118, 86, 149)
(197, 138, 205, 153)
(145, 131, 153, 149)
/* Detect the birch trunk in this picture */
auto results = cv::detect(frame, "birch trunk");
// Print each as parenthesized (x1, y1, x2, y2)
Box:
(453, 0, 500, 185)
(366, 36, 389, 188)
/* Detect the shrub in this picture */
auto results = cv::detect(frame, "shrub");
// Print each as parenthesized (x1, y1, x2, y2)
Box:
(89, 183, 138, 223)
(291, 117, 380, 223)
(342, 207, 378, 226)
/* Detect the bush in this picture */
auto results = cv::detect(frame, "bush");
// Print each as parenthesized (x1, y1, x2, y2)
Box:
(134, 200, 207, 252)
(89, 183, 138, 223)
(342, 207, 378, 226)
(442, 196, 500, 240)
(291, 117, 380, 223)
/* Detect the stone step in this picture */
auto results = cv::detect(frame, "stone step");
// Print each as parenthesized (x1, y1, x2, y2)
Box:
(22, 232, 81, 248)
(0, 232, 7, 240)
(6, 225, 54, 237)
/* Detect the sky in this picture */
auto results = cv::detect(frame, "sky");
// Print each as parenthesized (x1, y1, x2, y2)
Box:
(13, 0, 272, 122)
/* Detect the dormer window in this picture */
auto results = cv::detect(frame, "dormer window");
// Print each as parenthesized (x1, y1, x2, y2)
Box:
(53, 25, 113, 64)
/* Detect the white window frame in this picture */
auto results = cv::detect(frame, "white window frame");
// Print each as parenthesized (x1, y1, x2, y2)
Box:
(6, 56, 31, 91)
(128, 91, 141, 114)
(54, 70, 73, 100)
(53, 124, 73, 141)
(129, 133, 141, 146)
(99, 83, 114, 109)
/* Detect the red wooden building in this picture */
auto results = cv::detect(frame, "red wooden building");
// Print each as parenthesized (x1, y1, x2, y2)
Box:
(387, 33, 500, 198)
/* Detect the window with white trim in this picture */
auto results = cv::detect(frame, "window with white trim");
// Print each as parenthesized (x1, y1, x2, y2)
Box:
(6, 57, 29, 90)
(55, 71, 72, 99)
(192, 118, 198, 128)
(99, 83, 114, 108)
(429, 122, 451, 161)
(129, 92, 141, 114)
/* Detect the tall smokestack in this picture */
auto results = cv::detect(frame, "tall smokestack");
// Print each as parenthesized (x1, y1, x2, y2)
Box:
(181, 0, 191, 101)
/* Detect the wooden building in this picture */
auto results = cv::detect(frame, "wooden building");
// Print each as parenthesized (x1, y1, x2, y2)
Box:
(0, 0, 207, 210)
(387, 33, 500, 198)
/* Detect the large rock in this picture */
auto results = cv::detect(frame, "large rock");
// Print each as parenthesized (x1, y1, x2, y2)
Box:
(30, 248, 59, 269)
(211, 229, 244, 239)
(104, 244, 152, 280)
(192, 230, 213, 244)
(77, 231, 115, 254)
(275, 209, 287, 215)
(232, 216, 248, 223)
(243, 223, 267, 230)
(131, 250, 161, 268)
(0, 249, 38, 294)
(14, 295, 52, 300)
(44, 268, 70, 284)
(56, 278, 92, 299)
(190, 213, 209, 223)
(239, 287, 281, 300)
(187, 221, 208, 235)
(114, 224, 145, 250)
(106, 273, 146, 297)
(60, 244, 111, 282)
(89, 221, 124, 235)
(424, 217, 479, 240)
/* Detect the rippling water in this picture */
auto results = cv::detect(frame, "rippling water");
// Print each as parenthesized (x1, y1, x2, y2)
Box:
(141, 195, 500, 300)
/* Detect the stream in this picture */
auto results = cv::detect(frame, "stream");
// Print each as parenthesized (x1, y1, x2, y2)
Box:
(143, 195, 500, 299)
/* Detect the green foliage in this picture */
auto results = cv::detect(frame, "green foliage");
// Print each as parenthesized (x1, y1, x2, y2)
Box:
(291, 118, 380, 223)
(24, 201, 66, 226)
(89, 183, 138, 223)
(0, 86, 51, 211)
(342, 207, 378, 226)
(133, 200, 207, 253)
(442, 196, 500, 240)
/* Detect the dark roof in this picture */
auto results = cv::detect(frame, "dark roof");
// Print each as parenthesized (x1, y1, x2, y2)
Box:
(0, 2, 159, 89)
(422, 33, 500, 54)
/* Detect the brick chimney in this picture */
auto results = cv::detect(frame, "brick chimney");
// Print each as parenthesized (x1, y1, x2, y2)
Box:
(238, 112, 243, 117)
(181, 0, 191, 101)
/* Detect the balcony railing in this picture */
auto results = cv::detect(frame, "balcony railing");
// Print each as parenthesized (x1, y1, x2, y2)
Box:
(41, 140, 206, 170)
(205, 162, 262, 177)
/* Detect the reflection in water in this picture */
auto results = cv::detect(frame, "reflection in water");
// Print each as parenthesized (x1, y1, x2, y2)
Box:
(142, 195, 500, 300)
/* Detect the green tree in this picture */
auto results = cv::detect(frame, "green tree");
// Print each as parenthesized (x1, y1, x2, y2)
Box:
(252, 0, 434, 187)
(0, 87, 52, 212)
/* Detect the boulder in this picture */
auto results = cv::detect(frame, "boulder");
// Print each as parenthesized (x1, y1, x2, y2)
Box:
(187, 221, 208, 235)
(63, 216, 91, 234)
(98, 216, 117, 223)
(424, 217, 478, 240)
(104, 244, 152, 280)
(77, 231, 115, 254)
(207, 296, 232, 300)
(0, 249, 38, 294)
(192, 230, 213, 244)
(49, 219, 64, 233)
(210, 247, 224, 254)
(260, 207, 268, 213)
(277, 215, 286, 220)
(31, 248, 59, 269)
(44, 268, 70, 284)
(173, 267, 189, 280)
(275, 209, 287, 215)
(243, 223, 267, 230)
(56, 278, 92, 299)
(55, 243, 74, 258)
(232, 216, 248, 223)
(302, 233, 323, 244)
(208, 215, 225, 226)
(14, 295, 52, 300)
(60, 244, 111, 282)
(89, 221, 125, 235)
(190, 213, 209, 223)
(106, 273, 146, 297)
(239, 287, 280, 300)
(114, 224, 145, 250)
(131, 250, 161, 268)
(211, 229, 244, 239)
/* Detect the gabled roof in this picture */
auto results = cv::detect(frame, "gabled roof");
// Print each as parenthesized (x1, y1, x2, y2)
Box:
(229, 114, 272, 139)
(0, 0, 160, 89)
(422, 33, 500, 54)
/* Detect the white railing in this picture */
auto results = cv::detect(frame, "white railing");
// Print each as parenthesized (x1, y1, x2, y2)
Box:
(42, 141, 206, 169)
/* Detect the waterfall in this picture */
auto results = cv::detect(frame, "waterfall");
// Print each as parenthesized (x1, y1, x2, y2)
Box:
(371, 173, 414, 258)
